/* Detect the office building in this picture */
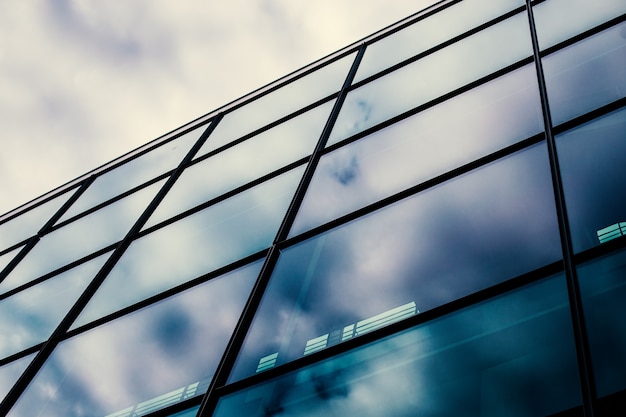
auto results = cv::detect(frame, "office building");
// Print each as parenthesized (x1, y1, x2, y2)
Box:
(0, 0, 625, 415)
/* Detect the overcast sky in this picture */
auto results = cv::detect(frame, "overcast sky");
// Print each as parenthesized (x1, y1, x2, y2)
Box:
(0, 0, 439, 216)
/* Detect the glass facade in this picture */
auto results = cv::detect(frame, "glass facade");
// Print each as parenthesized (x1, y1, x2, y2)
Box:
(0, 1, 624, 416)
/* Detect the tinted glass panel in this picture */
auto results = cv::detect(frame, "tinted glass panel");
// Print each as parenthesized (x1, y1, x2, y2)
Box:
(73, 167, 304, 328)
(217, 276, 582, 417)
(329, 12, 532, 144)
(58, 125, 204, 222)
(355, 0, 523, 82)
(533, 0, 626, 50)
(543, 22, 626, 126)
(0, 180, 164, 294)
(292, 64, 543, 235)
(231, 143, 562, 381)
(7, 262, 260, 417)
(0, 354, 35, 403)
(196, 53, 354, 156)
(0, 254, 108, 360)
(168, 407, 199, 417)
(557, 108, 626, 253)
(146, 101, 334, 228)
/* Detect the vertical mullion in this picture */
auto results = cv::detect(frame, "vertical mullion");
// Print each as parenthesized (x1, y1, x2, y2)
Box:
(525, 2, 597, 416)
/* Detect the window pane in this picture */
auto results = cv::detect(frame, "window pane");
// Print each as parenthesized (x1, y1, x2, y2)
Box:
(217, 275, 582, 417)
(7, 262, 260, 417)
(543, 22, 626, 126)
(0, 253, 108, 360)
(292, 64, 543, 235)
(329, 12, 533, 144)
(167, 407, 199, 417)
(0, 354, 36, 404)
(533, 0, 626, 50)
(0, 246, 22, 277)
(196, 53, 355, 156)
(146, 101, 334, 228)
(0, 180, 164, 294)
(72, 167, 304, 328)
(230, 143, 562, 381)
(557, 107, 626, 253)
(58, 125, 205, 222)
(355, 0, 524, 82)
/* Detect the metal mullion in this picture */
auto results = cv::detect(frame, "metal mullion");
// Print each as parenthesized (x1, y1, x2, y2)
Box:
(526, 2, 597, 416)
(0, 237, 38, 286)
(0, 118, 220, 416)
(196, 45, 368, 417)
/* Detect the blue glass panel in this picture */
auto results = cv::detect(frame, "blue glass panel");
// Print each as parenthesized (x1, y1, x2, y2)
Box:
(557, 107, 626, 253)
(168, 406, 199, 417)
(231, 143, 562, 381)
(7, 261, 261, 417)
(0, 354, 36, 404)
(73, 166, 304, 328)
(543, 22, 626, 126)
(292, 64, 543, 235)
(216, 275, 582, 417)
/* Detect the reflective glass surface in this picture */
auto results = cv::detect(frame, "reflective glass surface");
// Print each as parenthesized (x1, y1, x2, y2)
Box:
(557, 107, 626, 253)
(146, 101, 334, 228)
(533, 0, 626, 50)
(292, 64, 543, 235)
(0, 246, 22, 277)
(0, 180, 164, 294)
(7, 262, 261, 417)
(73, 167, 304, 328)
(168, 407, 199, 417)
(543, 22, 626, 126)
(231, 143, 562, 381)
(329, 12, 532, 144)
(578, 249, 626, 400)
(0, 354, 35, 403)
(355, 0, 523, 82)
(0, 254, 108, 360)
(58, 125, 205, 222)
(0, 190, 72, 252)
(196, 53, 355, 156)
(217, 275, 582, 417)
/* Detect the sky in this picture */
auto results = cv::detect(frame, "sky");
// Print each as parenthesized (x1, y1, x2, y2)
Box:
(0, 0, 438, 216)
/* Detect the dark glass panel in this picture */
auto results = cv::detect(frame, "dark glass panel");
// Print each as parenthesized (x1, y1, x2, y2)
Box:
(533, 0, 626, 50)
(578, 249, 626, 399)
(58, 125, 204, 222)
(329, 12, 532, 144)
(355, 0, 523, 82)
(543, 22, 626, 126)
(217, 275, 582, 417)
(0, 354, 35, 404)
(0, 253, 108, 360)
(557, 107, 626, 253)
(231, 143, 562, 381)
(0, 190, 72, 252)
(196, 53, 355, 157)
(167, 407, 199, 417)
(0, 180, 164, 294)
(146, 101, 334, 228)
(73, 167, 304, 328)
(6, 261, 261, 417)
(292, 64, 543, 235)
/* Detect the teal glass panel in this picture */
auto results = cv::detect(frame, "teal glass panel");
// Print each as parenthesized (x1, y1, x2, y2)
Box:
(329, 12, 533, 145)
(557, 107, 626, 253)
(0, 253, 108, 360)
(6, 261, 261, 417)
(231, 143, 562, 381)
(58, 125, 205, 222)
(72, 167, 304, 328)
(146, 101, 334, 228)
(355, 0, 524, 82)
(0, 190, 73, 252)
(0, 353, 36, 404)
(216, 276, 582, 417)
(0, 180, 164, 294)
(578, 249, 626, 399)
(533, 0, 626, 50)
(196, 53, 355, 156)
(291, 64, 543, 235)
(543, 22, 626, 126)
(167, 407, 199, 417)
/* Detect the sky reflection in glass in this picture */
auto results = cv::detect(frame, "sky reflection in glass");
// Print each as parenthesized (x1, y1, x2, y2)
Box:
(231, 143, 562, 381)
(0, 354, 35, 404)
(292, 64, 543, 235)
(7, 261, 261, 417)
(217, 275, 581, 417)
